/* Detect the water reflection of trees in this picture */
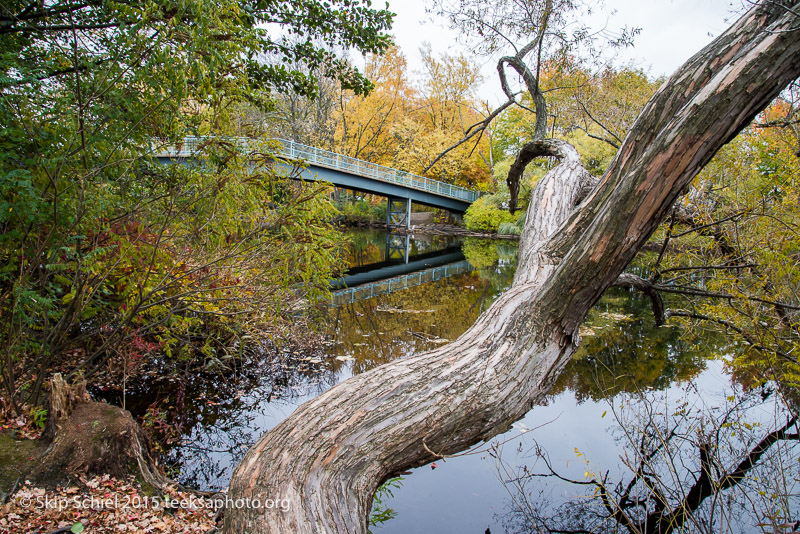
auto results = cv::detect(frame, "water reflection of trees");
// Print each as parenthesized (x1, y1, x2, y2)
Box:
(340, 229, 386, 268)
(491, 286, 797, 533)
(549, 288, 713, 403)
(337, 228, 461, 270)
(325, 238, 518, 374)
(491, 283, 800, 533)
(326, 274, 492, 374)
(498, 384, 800, 534)
(96, 339, 338, 490)
(173, 340, 343, 489)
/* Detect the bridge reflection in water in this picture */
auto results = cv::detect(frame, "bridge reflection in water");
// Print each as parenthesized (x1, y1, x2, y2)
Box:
(330, 233, 472, 306)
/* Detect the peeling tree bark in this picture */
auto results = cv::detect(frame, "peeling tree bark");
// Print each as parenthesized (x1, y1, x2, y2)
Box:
(224, 3, 800, 532)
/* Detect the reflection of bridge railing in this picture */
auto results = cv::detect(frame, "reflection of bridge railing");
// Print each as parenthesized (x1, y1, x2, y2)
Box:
(152, 137, 479, 203)
(331, 260, 473, 306)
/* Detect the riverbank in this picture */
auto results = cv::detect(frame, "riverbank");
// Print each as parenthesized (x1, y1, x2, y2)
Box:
(0, 467, 218, 533)
(409, 222, 519, 240)
(0, 422, 218, 532)
(0, 317, 331, 533)
(339, 220, 520, 240)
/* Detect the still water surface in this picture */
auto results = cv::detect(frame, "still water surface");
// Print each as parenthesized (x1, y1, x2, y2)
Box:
(113, 229, 794, 532)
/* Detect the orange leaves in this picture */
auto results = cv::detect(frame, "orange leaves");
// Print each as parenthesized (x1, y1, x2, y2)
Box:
(333, 45, 493, 190)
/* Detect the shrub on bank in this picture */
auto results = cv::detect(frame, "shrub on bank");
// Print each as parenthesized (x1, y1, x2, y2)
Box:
(335, 198, 387, 224)
(464, 195, 516, 232)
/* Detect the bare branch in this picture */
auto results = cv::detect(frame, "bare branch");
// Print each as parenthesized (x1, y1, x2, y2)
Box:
(569, 124, 620, 149)
(647, 416, 799, 533)
(613, 274, 665, 326)
(577, 101, 623, 145)
(421, 98, 514, 174)
(752, 117, 800, 128)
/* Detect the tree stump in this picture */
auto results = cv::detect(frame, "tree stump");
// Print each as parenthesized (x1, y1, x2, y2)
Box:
(32, 373, 165, 490)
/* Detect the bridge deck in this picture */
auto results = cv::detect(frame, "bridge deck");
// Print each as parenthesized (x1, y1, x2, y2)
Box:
(153, 137, 479, 208)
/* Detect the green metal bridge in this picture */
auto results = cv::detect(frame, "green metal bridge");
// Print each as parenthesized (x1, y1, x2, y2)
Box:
(153, 137, 480, 228)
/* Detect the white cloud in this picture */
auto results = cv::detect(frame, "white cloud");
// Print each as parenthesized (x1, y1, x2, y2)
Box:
(385, 0, 737, 103)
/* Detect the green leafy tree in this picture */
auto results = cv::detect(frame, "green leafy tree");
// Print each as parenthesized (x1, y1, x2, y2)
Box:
(0, 0, 393, 411)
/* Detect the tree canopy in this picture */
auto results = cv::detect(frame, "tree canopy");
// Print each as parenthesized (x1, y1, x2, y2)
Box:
(0, 0, 394, 410)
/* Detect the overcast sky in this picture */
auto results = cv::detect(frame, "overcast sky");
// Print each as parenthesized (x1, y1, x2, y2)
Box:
(385, 0, 740, 103)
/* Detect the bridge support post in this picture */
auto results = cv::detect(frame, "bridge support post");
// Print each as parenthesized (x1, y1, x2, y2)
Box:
(387, 197, 411, 229)
(385, 233, 411, 263)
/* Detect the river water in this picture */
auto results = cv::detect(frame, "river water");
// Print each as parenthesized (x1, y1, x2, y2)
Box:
(111, 229, 798, 533)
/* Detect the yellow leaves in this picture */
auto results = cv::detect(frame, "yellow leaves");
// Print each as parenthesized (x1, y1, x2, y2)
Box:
(331, 45, 492, 190)
(647, 104, 800, 385)
(419, 44, 483, 104)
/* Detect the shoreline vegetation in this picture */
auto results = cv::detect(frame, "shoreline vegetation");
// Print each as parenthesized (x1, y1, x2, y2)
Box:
(0, 218, 498, 533)
(336, 218, 520, 240)
(1, 0, 798, 530)
(333, 195, 521, 239)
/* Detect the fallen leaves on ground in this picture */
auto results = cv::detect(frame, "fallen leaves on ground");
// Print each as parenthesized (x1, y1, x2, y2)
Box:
(0, 408, 43, 441)
(0, 475, 217, 533)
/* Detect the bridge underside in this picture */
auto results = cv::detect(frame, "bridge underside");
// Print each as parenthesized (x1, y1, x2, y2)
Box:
(284, 163, 472, 214)
(329, 240, 469, 306)
(330, 259, 471, 307)
(330, 245, 465, 291)
(156, 156, 473, 227)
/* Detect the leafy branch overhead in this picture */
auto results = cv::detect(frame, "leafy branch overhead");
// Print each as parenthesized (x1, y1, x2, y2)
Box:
(0, 0, 394, 97)
(0, 0, 393, 411)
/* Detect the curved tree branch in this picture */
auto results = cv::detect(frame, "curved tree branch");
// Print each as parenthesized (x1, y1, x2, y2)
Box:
(497, 54, 548, 139)
(505, 138, 592, 213)
(223, 4, 800, 532)
(421, 98, 514, 174)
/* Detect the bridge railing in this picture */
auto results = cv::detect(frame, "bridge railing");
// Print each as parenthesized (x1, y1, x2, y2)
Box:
(152, 137, 480, 203)
(330, 260, 473, 306)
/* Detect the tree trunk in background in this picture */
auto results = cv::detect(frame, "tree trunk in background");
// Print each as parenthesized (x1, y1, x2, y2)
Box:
(224, 3, 800, 532)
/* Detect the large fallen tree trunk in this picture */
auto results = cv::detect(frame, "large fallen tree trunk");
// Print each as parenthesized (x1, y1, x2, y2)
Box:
(224, 3, 800, 532)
